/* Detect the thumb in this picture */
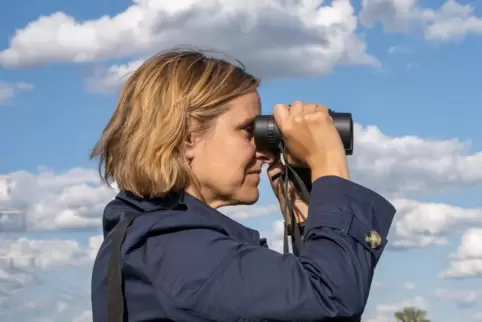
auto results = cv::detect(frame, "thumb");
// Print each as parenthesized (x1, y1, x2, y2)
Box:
(273, 104, 289, 133)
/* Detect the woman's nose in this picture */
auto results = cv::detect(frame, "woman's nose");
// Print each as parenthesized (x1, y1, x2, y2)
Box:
(255, 150, 276, 164)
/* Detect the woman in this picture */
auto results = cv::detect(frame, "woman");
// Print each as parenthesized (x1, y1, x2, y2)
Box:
(90, 49, 396, 321)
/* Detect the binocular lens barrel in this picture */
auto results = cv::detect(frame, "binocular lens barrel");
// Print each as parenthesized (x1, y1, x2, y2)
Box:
(253, 110, 353, 155)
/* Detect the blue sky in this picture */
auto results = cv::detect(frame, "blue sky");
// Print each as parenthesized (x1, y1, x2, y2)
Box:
(1, 0, 482, 321)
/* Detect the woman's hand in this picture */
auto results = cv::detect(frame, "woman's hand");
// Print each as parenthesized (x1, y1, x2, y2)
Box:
(267, 159, 308, 224)
(273, 101, 349, 181)
(267, 101, 349, 225)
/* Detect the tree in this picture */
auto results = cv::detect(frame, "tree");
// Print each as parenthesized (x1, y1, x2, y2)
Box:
(394, 306, 430, 322)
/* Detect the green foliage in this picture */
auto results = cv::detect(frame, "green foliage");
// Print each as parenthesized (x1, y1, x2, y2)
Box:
(394, 306, 430, 322)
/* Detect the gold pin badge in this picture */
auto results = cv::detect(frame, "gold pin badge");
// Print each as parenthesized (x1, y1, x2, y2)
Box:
(365, 230, 382, 249)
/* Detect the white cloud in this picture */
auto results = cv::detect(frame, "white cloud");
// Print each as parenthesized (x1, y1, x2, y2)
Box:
(0, 168, 116, 231)
(351, 123, 482, 197)
(404, 282, 416, 290)
(363, 316, 391, 322)
(72, 310, 92, 322)
(435, 289, 478, 308)
(0, 234, 98, 321)
(377, 295, 428, 313)
(0, 295, 90, 322)
(220, 203, 280, 220)
(265, 219, 285, 253)
(0, 234, 100, 272)
(439, 228, 482, 279)
(0, 0, 378, 81)
(85, 59, 144, 93)
(360, 0, 482, 41)
(0, 167, 280, 231)
(0, 82, 33, 103)
(388, 199, 482, 249)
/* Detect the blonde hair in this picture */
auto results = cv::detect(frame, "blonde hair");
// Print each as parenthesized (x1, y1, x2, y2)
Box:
(90, 49, 260, 198)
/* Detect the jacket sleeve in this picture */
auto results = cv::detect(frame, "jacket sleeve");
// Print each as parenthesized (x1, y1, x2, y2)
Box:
(146, 176, 396, 321)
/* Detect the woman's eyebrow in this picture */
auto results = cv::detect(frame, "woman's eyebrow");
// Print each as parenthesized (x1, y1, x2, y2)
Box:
(237, 116, 256, 128)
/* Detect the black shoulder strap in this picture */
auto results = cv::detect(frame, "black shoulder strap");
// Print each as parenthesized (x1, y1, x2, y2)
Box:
(107, 202, 186, 322)
(107, 212, 137, 322)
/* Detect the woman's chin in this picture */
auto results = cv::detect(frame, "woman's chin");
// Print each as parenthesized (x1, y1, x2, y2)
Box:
(243, 187, 260, 205)
(233, 186, 259, 205)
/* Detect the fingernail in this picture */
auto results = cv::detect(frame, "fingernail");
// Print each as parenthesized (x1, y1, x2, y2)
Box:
(270, 172, 283, 181)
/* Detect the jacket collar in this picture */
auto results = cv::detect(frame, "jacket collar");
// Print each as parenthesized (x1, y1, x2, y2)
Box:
(115, 190, 187, 213)
(113, 190, 262, 245)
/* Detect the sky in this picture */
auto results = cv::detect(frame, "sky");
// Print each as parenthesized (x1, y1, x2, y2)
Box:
(0, 0, 481, 321)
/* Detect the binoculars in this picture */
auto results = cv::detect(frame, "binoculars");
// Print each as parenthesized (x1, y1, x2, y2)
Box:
(252, 109, 353, 192)
(253, 110, 353, 156)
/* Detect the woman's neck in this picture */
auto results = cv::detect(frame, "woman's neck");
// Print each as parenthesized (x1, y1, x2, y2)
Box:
(185, 183, 231, 209)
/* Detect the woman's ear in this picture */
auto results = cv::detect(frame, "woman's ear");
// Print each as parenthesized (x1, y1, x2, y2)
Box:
(184, 121, 210, 163)
(184, 133, 195, 161)
(184, 131, 202, 162)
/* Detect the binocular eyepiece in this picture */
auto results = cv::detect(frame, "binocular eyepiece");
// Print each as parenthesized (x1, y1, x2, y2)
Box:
(253, 109, 354, 156)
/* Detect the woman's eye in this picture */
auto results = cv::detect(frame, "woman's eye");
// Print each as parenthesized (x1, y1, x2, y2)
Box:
(244, 127, 253, 138)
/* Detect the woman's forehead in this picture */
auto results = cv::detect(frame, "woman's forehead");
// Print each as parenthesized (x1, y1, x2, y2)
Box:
(224, 92, 261, 121)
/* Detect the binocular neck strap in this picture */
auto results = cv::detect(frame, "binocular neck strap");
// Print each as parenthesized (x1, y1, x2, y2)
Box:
(277, 141, 311, 256)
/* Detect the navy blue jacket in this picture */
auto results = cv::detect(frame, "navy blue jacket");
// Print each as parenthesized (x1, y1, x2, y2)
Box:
(91, 176, 396, 321)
